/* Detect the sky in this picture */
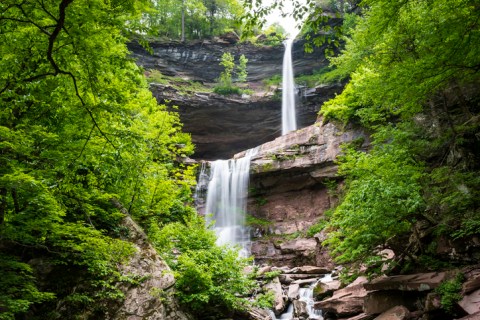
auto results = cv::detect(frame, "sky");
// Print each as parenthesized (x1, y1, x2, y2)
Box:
(262, 0, 308, 38)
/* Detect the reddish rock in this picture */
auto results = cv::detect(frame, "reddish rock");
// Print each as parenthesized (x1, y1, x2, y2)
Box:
(290, 265, 330, 274)
(345, 313, 375, 320)
(314, 280, 342, 300)
(315, 277, 369, 317)
(278, 238, 317, 254)
(463, 269, 480, 295)
(459, 288, 480, 315)
(288, 283, 300, 300)
(374, 306, 410, 320)
(364, 272, 454, 292)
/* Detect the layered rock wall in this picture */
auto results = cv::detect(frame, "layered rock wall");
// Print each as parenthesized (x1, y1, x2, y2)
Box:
(240, 121, 368, 267)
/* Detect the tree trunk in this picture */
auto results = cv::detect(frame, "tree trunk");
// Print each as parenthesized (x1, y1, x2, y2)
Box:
(0, 188, 7, 225)
(181, 0, 185, 42)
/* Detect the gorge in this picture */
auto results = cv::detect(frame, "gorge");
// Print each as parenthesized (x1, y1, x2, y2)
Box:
(2, 1, 480, 320)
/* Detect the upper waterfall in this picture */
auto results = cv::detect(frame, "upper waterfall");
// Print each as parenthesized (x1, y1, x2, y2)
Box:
(281, 37, 297, 135)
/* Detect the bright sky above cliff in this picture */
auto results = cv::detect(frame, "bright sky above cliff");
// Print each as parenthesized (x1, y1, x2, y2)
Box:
(263, 0, 308, 38)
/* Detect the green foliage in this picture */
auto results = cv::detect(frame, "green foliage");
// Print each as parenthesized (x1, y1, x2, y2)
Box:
(262, 270, 281, 280)
(263, 74, 282, 87)
(316, 0, 480, 273)
(145, 0, 245, 40)
(435, 273, 465, 313)
(295, 66, 339, 87)
(253, 291, 275, 309)
(237, 54, 249, 82)
(306, 219, 328, 237)
(0, 256, 55, 320)
(213, 85, 243, 95)
(246, 214, 271, 227)
(324, 126, 425, 264)
(151, 214, 255, 316)
(0, 0, 196, 317)
(214, 52, 250, 95)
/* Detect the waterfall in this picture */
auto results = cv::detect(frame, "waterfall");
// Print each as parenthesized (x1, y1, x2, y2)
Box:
(281, 37, 297, 135)
(204, 148, 258, 256)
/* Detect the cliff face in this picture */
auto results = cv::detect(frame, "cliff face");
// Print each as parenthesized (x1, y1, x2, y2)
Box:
(129, 38, 343, 160)
(149, 83, 343, 159)
(241, 121, 369, 267)
(129, 38, 328, 83)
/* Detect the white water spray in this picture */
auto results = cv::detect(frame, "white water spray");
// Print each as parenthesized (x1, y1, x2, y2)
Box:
(204, 148, 258, 256)
(281, 37, 297, 135)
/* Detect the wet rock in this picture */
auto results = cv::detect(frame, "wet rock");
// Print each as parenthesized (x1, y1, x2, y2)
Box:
(374, 306, 410, 320)
(459, 288, 480, 315)
(293, 300, 309, 319)
(129, 38, 328, 83)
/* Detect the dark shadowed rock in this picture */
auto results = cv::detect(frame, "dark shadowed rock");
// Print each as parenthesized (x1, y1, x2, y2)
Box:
(129, 38, 345, 159)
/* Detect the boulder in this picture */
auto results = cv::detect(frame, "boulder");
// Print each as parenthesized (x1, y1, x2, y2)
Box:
(278, 239, 318, 254)
(293, 300, 309, 320)
(290, 266, 330, 274)
(106, 216, 192, 320)
(374, 306, 410, 320)
(314, 277, 369, 317)
(313, 280, 341, 300)
(264, 277, 286, 316)
(364, 272, 454, 292)
(248, 307, 274, 320)
(463, 268, 480, 294)
(459, 288, 480, 315)
(288, 283, 301, 300)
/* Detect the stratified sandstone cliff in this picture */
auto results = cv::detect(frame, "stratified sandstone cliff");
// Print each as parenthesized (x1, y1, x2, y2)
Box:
(129, 38, 344, 159)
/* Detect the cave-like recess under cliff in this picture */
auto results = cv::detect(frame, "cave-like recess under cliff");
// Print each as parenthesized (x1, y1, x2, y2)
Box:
(129, 38, 344, 160)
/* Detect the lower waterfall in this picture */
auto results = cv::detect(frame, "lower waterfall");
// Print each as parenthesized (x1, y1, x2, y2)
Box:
(204, 148, 258, 256)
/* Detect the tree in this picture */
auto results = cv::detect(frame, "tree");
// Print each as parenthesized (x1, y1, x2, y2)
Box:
(0, 0, 195, 317)
(237, 54, 249, 82)
(319, 0, 480, 271)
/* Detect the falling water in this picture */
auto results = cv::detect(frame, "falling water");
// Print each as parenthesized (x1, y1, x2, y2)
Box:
(204, 148, 258, 256)
(281, 37, 297, 135)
